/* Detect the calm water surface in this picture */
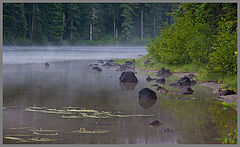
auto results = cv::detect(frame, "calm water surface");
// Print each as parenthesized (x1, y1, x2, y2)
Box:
(3, 46, 237, 144)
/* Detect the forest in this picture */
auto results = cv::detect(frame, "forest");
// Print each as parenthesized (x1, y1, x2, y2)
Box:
(3, 3, 176, 46)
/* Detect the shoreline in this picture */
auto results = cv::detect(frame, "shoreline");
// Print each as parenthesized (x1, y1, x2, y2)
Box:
(115, 59, 237, 106)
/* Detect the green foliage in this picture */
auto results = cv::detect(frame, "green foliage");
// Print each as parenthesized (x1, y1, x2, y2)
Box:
(207, 20, 237, 75)
(147, 3, 237, 79)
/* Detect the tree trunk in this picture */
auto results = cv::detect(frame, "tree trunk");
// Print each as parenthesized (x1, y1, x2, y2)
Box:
(70, 18, 73, 40)
(30, 4, 35, 42)
(90, 24, 93, 40)
(63, 13, 66, 28)
(153, 16, 156, 38)
(140, 10, 144, 39)
(116, 28, 118, 39)
(113, 19, 116, 38)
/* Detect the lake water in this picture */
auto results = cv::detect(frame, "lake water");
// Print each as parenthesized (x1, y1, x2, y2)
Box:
(3, 46, 237, 144)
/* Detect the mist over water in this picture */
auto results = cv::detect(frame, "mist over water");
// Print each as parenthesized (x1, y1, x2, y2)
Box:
(3, 46, 147, 64)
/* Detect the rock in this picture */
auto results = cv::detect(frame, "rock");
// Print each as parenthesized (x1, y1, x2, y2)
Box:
(119, 71, 138, 82)
(45, 63, 50, 69)
(191, 80, 197, 86)
(151, 84, 159, 87)
(97, 60, 104, 64)
(218, 89, 236, 96)
(146, 75, 155, 82)
(102, 59, 114, 66)
(169, 76, 191, 87)
(119, 82, 137, 91)
(156, 86, 168, 94)
(144, 120, 161, 126)
(117, 60, 135, 71)
(162, 128, 173, 133)
(155, 78, 165, 84)
(182, 87, 194, 94)
(185, 73, 196, 79)
(144, 59, 150, 66)
(138, 88, 157, 100)
(156, 68, 172, 78)
(92, 67, 102, 72)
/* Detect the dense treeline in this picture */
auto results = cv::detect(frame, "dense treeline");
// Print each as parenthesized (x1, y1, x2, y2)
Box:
(147, 3, 237, 76)
(3, 3, 176, 45)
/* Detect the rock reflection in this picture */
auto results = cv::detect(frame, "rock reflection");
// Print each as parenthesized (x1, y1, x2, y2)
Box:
(119, 82, 137, 91)
(138, 97, 157, 109)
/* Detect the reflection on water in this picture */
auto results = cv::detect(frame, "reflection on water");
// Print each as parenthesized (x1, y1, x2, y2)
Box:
(3, 59, 237, 144)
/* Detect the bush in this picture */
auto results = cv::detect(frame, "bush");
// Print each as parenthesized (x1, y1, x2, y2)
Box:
(207, 20, 237, 75)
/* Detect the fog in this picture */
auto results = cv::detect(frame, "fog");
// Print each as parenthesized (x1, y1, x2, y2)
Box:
(3, 46, 147, 64)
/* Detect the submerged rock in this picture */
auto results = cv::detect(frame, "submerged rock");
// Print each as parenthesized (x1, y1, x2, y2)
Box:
(92, 67, 102, 72)
(45, 63, 50, 69)
(138, 88, 157, 100)
(156, 68, 172, 78)
(151, 84, 159, 87)
(97, 60, 104, 64)
(144, 120, 161, 126)
(119, 71, 138, 82)
(156, 86, 168, 94)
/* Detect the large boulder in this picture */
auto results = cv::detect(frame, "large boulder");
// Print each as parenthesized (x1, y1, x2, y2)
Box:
(119, 71, 138, 82)
(138, 88, 157, 100)
(156, 68, 172, 78)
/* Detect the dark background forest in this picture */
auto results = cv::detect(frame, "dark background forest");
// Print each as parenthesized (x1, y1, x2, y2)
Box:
(3, 3, 177, 46)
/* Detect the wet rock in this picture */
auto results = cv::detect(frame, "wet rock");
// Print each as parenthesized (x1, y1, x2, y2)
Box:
(218, 89, 236, 96)
(156, 86, 168, 94)
(45, 63, 50, 69)
(97, 60, 104, 64)
(155, 78, 165, 84)
(92, 67, 102, 72)
(119, 71, 138, 82)
(169, 76, 191, 87)
(138, 88, 157, 100)
(119, 82, 137, 91)
(117, 60, 135, 71)
(146, 75, 155, 82)
(185, 73, 196, 79)
(144, 120, 161, 126)
(102, 59, 115, 66)
(156, 68, 172, 78)
(191, 80, 197, 86)
(182, 87, 194, 94)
